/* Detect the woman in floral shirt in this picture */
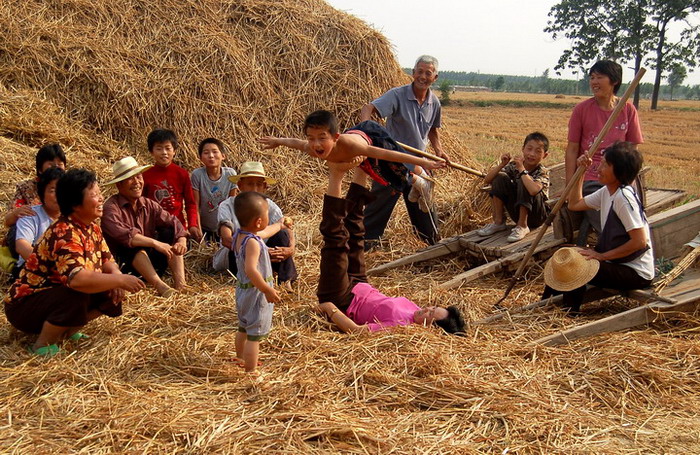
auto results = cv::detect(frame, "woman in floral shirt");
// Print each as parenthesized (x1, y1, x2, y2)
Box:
(4, 169, 145, 357)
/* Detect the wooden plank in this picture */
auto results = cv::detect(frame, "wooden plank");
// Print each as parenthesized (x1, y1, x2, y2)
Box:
(533, 271, 700, 346)
(438, 237, 565, 290)
(474, 287, 665, 325)
(644, 188, 686, 215)
(367, 235, 467, 276)
(534, 293, 700, 347)
(648, 199, 700, 259)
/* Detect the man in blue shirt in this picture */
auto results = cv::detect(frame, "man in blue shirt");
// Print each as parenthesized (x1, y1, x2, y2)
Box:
(359, 55, 449, 247)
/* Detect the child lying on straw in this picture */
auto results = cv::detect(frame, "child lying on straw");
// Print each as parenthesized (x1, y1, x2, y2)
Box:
(258, 110, 445, 194)
(313, 160, 464, 334)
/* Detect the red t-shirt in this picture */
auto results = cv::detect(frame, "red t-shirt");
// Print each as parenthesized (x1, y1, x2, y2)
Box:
(568, 97, 644, 181)
(142, 163, 198, 229)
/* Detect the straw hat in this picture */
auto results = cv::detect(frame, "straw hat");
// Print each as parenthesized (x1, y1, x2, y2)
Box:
(544, 247, 600, 291)
(104, 156, 152, 185)
(229, 161, 277, 185)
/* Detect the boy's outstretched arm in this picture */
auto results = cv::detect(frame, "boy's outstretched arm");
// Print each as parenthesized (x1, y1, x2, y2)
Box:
(360, 143, 446, 171)
(259, 137, 309, 154)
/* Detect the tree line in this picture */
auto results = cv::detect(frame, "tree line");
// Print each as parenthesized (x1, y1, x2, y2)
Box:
(422, 69, 700, 101)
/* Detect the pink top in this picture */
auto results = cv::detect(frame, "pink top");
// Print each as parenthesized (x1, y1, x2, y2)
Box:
(346, 282, 419, 332)
(568, 97, 643, 181)
(142, 163, 198, 229)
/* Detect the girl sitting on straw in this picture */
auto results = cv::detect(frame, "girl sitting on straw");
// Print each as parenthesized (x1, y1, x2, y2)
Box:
(314, 160, 464, 334)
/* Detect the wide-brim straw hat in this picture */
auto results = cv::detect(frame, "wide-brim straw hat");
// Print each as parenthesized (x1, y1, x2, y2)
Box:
(229, 161, 276, 185)
(104, 156, 152, 185)
(544, 247, 600, 292)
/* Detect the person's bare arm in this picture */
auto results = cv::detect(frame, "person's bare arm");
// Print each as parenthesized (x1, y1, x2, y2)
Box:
(360, 143, 446, 170)
(428, 127, 449, 161)
(580, 228, 647, 262)
(483, 153, 510, 184)
(15, 239, 33, 261)
(244, 239, 280, 303)
(360, 103, 378, 122)
(220, 225, 233, 249)
(70, 268, 145, 294)
(567, 154, 592, 212)
(258, 137, 309, 153)
(4, 206, 36, 227)
(512, 156, 544, 196)
(317, 302, 368, 333)
(565, 141, 580, 183)
(131, 234, 175, 259)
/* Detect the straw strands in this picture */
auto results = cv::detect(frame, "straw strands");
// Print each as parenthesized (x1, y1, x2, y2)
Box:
(1, 0, 700, 453)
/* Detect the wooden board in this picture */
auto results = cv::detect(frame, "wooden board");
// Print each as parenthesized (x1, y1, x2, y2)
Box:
(648, 198, 700, 259)
(532, 268, 700, 346)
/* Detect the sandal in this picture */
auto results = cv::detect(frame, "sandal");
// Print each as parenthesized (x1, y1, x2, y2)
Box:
(27, 344, 62, 357)
(69, 332, 90, 341)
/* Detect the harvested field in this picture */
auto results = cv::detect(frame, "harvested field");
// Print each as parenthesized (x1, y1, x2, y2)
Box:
(2, 1, 700, 454)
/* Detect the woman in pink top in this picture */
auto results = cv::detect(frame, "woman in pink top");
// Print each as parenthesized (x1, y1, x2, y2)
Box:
(565, 60, 644, 241)
(315, 161, 464, 334)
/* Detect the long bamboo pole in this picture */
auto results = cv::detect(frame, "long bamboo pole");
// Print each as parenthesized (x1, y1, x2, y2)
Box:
(495, 68, 647, 306)
(396, 141, 486, 178)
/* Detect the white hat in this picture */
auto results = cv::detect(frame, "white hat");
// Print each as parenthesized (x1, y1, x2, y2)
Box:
(104, 156, 152, 185)
(544, 247, 600, 291)
(229, 161, 276, 185)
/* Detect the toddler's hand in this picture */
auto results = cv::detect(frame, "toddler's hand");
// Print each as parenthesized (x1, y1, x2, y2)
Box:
(264, 287, 281, 303)
(258, 137, 279, 149)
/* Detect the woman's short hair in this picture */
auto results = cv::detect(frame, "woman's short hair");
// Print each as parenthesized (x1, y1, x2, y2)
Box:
(434, 306, 466, 335)
(198, 137, 226, 157)
(589, 60, 623, 95)
(36, 143, 67, 176)
(57, 168, 97, 216)
(603, 141, 643, 186)
(37, 167, 65, 205)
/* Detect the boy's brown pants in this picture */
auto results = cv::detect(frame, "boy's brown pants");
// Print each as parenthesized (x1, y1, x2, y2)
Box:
(316, 183, 372, 311)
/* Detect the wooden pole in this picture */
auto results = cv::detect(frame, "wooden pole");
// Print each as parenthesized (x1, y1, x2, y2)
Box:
(396, 141, 486, 178)
(495, 67, 647, 306)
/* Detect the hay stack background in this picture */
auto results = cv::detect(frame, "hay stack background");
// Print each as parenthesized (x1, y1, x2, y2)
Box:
(2, 1, 699, 453)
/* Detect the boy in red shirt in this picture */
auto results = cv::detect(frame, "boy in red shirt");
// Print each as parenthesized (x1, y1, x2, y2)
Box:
(142, 129, 202, 241)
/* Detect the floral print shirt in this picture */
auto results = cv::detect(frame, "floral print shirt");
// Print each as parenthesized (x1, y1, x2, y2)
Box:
(8, 179, 40, 210)
(6, 215, 113, 303)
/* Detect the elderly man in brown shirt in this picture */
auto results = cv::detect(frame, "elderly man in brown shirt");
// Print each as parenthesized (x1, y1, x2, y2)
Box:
(101, 157, 188, 297)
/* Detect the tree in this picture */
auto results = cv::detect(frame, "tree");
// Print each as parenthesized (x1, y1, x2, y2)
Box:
(545, 0, 700, 109)
(438, 80, 452, 105)
(493, 76, 505, 91)
(666, 63, 687, 100)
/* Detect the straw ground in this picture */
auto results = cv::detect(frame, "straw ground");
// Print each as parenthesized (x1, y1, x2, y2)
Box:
(2, 0, 700, 452)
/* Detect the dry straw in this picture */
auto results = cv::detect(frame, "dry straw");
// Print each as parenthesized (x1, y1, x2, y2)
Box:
(0, 0, 698, 453)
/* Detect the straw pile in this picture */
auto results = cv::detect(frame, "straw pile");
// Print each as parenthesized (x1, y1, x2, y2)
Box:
(1, 0, 699, 453)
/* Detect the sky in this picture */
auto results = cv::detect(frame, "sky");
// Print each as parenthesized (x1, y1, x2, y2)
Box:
(325, 0, 700, 86)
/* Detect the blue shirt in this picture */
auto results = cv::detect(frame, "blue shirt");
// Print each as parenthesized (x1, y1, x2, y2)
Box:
(15, 204, 54, 267)
(371, 83, 442, 152)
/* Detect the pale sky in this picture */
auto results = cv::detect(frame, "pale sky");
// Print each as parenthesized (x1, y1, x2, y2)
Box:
(326, 0, 700, 86)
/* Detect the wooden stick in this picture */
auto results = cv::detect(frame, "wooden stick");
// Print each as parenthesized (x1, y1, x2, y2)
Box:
(396, 141, 486, 178)
(496, 67, 647, 305)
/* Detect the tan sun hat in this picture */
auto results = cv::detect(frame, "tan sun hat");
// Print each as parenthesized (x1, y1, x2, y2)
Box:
(544, 247, 600, 292)
(229, 161, 277, 185)
(104, 156, 153, 185)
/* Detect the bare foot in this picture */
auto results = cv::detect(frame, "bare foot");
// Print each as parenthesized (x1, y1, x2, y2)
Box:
(156, 283, 176, 297)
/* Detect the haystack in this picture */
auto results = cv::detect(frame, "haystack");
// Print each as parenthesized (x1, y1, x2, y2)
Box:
(0, 0, 486, 230)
